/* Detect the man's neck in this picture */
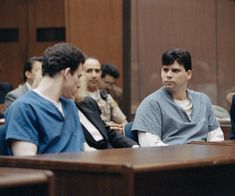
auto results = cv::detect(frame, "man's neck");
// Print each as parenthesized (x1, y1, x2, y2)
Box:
(171, 89, 188, 100)
(25, 82, 32, 90)
(88, 87, 97, 93)
(35, 76, 62, 103)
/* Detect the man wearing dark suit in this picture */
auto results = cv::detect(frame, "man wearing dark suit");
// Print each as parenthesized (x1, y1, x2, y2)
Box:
(229, 95, 235, 139)
(76, 96, 138, 150)
(5, 56, 42, 108)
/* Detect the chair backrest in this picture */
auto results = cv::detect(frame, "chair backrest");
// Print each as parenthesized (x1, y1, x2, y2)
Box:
(124, 122, 139, 143)
(0, 125, 8, 155)
(0, 82, 13, 104)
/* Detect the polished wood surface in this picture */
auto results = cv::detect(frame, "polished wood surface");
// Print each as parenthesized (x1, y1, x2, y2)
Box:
(1, 144, 235, 195)
(0, 167, 55, 196)
(190, 140, 235, 146)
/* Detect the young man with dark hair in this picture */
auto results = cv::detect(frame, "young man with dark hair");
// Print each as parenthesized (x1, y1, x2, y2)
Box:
(132, 48, 224, 146)
(5, 56, 43, 108)
(5, 43, 86, 155)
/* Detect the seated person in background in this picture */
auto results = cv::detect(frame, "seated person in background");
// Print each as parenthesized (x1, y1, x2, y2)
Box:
(229, 95, 235, 139)
(4, 43, 86, 155)
(212, 105, 230, 122)
(74, 80, 138, 150)
(132, 48, 224, 147)
(99, 63, 123, 109)
(5, 56, 43, 108)
(83, 57, 127, 134)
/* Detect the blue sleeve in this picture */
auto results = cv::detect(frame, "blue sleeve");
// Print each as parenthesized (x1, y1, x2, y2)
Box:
(5, 102, 39, 146)
(132, 97, 162, 136)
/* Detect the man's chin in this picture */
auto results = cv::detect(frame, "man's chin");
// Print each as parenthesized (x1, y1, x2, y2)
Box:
(164, 84, 174, 89)
(163, 85, 175, 92)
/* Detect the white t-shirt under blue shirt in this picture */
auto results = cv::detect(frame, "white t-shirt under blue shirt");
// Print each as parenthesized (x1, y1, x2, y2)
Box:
(132, 87, 224, 145)
(5, 90, 85, 154)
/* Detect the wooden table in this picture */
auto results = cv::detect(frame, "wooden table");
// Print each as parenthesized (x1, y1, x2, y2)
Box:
(190, 140, 235, 146)
(0, 144, 235, 196)
(0, 167, 55, 196)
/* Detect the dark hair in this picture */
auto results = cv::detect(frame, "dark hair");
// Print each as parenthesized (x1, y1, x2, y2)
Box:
(101, 63, 119, 79)
(42, 43, 86, 77)
(161, 48, 192, 71)
(23, 56, 43, 82)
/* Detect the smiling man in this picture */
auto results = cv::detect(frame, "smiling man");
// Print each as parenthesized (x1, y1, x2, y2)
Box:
(132, 48, 224, 146)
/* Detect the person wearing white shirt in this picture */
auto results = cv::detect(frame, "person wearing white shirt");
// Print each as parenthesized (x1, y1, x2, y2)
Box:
(133, 48, 224, 147)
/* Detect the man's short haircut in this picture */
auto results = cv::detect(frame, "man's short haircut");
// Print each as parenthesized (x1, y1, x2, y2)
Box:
(42, 43, 86, 77)
(101, 63, 120, 79)
(161, 48, 192, 71)
(23, 56, 43, 82)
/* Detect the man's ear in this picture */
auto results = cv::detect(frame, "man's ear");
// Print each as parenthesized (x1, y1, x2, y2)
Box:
(63, 68, 71, 79)
(187, 70, 192, 80)
(25, 70, 32, 79)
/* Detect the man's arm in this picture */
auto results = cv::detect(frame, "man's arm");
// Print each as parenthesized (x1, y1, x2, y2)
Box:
(84, 142, 97, 151)
(109, 95, 127, 124)
(11, 140, 37, 156)
(138, 131, 168, 147)
(207, 127, 224, 141)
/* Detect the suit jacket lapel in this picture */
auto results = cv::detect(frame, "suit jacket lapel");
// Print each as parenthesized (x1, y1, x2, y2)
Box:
(77, 100, 109, 140)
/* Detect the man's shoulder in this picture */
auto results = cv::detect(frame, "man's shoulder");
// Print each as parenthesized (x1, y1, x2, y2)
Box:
(61, 96, 78, 111)
(142, 88, 165, 102)
(6, 84, 28, 97)
(188, 89, 210, 100)
(10, 91, 38, 106)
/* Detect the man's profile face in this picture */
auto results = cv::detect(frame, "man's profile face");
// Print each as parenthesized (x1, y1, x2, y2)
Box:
(99, 74, 115, 92)
(83, 58, 101, 92)
(26, 61, 42, 85)
(161, 60, 192, 93)
(62, 64, 83, 99)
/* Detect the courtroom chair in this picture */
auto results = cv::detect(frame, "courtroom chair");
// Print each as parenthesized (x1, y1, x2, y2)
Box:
(124, 122, 139, 143)
(0, 125, 8, 155)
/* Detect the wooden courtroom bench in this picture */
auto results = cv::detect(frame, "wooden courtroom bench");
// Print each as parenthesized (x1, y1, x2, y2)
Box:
(0, 145, 235, 196)
(0, 167, 55, 196)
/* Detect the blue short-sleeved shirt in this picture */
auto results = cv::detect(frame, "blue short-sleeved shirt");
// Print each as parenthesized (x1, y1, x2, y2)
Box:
(5, 90, 84, 154)
(132, 87, 220, 144)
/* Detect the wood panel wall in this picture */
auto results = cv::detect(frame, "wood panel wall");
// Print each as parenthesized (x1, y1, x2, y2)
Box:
(64, 0, 123, 87)
(131, 0, 235, 113)
(0, 0, 28, 87)
(0, 0, 234, 116)
(0, 0, 65, 87)
(27, 0, 65, 57)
